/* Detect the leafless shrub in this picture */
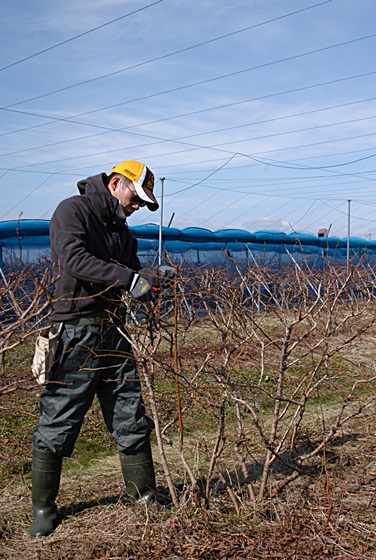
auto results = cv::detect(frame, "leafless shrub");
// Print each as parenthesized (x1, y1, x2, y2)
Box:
(0, 258, 54, 392)
(119, 256, 376, 509)
(1, 251, 375, 512)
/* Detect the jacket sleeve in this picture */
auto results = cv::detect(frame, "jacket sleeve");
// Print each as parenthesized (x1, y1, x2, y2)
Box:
(50, 199, 136, 290)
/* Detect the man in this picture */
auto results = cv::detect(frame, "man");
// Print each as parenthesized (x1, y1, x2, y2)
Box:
(30, 160, 173, 538)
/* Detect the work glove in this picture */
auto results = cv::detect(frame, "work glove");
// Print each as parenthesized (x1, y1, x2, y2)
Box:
(138, 267, 160, 288)
(129, 273, 157, 303)
(156, 265, 175, 287)
(140, 265, 175, 288)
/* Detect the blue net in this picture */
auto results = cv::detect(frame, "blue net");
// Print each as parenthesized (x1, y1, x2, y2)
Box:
(1, 219, 375, 269)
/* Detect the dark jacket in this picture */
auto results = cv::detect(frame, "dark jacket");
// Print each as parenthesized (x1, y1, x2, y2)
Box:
(50, 173, 141, 321)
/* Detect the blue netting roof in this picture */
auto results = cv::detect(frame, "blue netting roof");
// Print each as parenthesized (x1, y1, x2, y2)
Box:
(1, 219, 376, 258)
(0, 219, 51, 247)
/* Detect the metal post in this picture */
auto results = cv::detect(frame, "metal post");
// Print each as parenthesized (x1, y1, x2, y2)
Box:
(0, 265, 22, 316)
(347, 199, 351, 275)
(167, 212, 175, 228)
(158, 177, 165, 266)
(283, 246, 323, 304)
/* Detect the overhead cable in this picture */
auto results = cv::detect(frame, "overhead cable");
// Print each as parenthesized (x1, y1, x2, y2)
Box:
(0, 2, 164, 72)
(4, 0, 334, 108)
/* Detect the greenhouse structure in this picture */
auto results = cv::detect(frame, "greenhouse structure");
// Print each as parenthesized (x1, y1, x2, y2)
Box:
(1, 219, 376, 270)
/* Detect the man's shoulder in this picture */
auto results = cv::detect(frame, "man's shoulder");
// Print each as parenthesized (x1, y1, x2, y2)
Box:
(52, 195, 88, 218)
(56, 194, 84, 208)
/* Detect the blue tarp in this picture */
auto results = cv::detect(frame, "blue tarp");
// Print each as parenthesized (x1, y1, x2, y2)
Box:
(1, 220, 375, 265)
(0, 219, 50, 245)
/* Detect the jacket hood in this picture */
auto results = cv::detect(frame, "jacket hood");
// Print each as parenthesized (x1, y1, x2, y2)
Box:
(77, 172, 123, 224)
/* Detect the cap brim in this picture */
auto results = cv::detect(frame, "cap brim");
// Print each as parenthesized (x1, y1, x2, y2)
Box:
(133, 182, 159, 211)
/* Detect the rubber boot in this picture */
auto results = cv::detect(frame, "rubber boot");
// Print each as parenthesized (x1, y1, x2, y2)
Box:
(119, 439, 156, 504)
(30, 446, 62, 538)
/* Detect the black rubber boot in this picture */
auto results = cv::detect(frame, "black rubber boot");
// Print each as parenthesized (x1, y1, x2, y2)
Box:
(119, 440, 156, 504)
(30, 446, 62, 538)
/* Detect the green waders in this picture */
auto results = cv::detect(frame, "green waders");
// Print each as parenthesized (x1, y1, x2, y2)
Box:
(30, 447, 62, 538)
(119, 439, 156, 503)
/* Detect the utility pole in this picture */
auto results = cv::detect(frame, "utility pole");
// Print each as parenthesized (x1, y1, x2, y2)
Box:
(158, 177, 165, 266)
(347, 199, 351, 275)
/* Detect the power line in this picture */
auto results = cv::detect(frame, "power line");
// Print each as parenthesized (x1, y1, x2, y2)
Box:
(163, 172, 375, 196)
(194, 191, 253, 227)
(3, 68, 374, 142)
(3, 69, 375, 153)
(136, 144, 376, 176)
(0, 154, 238, 220)
(2, 1, 375, 235)
(3, 90, 376, 162)
(4, 94, 376, 181)
(0, 2, 164, 72)
(0, 174, 55, 220)
(130, 171, 376, 233)
(3, 0, 334, 109)
(0, 93, 376, 164)
(6, 30, 373, 114)
(221, 196, 275, 229)
(2, 124, 376, 188)
(242, 198, 294, 231)
(289, 199, 318, 228)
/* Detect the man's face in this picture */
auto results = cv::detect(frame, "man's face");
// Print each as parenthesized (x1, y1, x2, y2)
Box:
(112, 177, 146, 217)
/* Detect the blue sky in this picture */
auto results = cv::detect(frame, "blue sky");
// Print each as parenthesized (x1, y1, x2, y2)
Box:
(1, 0, 376, 238)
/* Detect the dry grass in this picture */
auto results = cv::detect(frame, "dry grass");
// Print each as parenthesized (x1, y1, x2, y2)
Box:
(1, 273, 376, 558)
(0, 413, 375, 560)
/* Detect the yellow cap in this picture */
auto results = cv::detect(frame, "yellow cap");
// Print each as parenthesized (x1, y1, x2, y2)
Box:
(110, 160, 159, 211)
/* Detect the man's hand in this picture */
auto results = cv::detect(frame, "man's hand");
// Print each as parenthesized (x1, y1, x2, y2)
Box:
(157, 265, 175, 278)
(129, 273, 157, 303)
(138, 267, 159, 288)
(157, 265, 175, 286)
(140, 265, 176, 288)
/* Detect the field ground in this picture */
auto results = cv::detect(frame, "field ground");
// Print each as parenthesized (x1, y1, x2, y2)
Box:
(0, 407, 375, 559)
(1, 320, 376, 559)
